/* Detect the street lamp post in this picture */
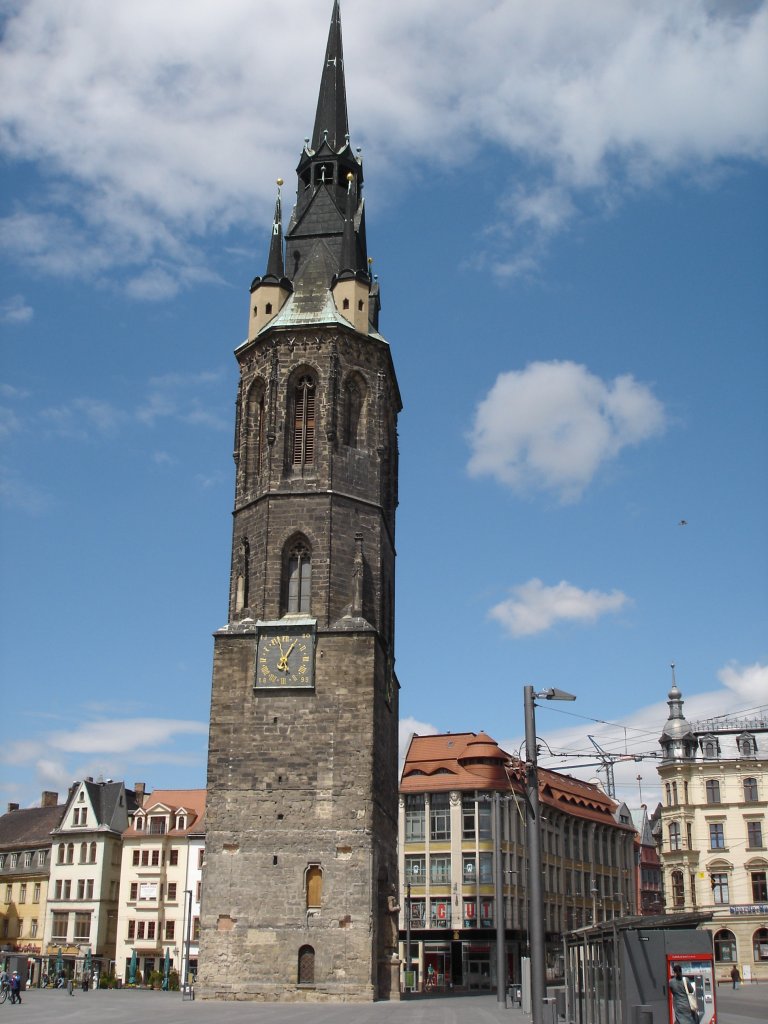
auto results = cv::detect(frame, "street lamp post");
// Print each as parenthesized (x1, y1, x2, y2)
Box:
(524, 685, 576, 1024)
(494, 791, 506, 1004)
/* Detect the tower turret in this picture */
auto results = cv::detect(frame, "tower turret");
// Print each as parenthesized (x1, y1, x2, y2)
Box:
(248, 181, 293, 338)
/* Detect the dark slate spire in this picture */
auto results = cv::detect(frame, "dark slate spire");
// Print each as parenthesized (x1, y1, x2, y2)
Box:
(265, 182, 286, 281)
(311, 0, 349, 153)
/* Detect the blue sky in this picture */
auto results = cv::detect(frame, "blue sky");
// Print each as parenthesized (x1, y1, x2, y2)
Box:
(1, 0, 767, 813)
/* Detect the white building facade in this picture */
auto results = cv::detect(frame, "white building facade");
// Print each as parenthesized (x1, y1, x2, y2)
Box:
(658, 680, 768, 980)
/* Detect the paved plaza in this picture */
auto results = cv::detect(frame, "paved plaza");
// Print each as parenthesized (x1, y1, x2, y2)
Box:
(3, 985, 765, 1024)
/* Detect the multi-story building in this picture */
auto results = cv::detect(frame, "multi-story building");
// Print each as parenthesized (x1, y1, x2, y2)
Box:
(43, 779, 140, 979)
(183, 812, 205, 984)
(632, 804, 664, 915)
(0, 792, 64, 983)
(399, 732, 637, 992)
(658, 678, 768, 979)
(199, 0, 401, 1001)
(115, 788, 205, 985)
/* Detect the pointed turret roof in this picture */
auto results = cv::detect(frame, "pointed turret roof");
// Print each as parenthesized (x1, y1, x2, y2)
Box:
(265, 187, 286, 280)
(311, 0, 349, 153)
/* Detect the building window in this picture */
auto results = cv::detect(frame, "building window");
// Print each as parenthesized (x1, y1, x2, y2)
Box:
(671, 870, 685, 908)
(19, 883, 26, 904)
(128, 921, 135, 940)
(193, 916, 200, 941)
(702, 737, 719, 759)
(0, 855, 4, 869)
(480, 898, 494, 928)
(463, 899, 478, 927)
(403, 854, 424, 888)
(24, 852, 32, 868)
(291, 374, 316, 467)
(306, 865, 322, 909)
(744, 778, 759, 802)
(711, 873, 730, 904)
(74, 912, 91, 940)
(298, 944, 315, 985)
(86, 879, 93, 899)
(167, 883, 177, 901)
(77, 880, 85, 900)
(245, 381, 266, 482)
(63, 880, 71, 900)
(149, 817, 167, 835)
(80, 842, 87, 863)
(754, 928, 768, 962)
(430, 899, 450, 928)
(90, 842, 96, 863)
(135, 816, 144, 831)
(429, 793, 450, 841)
(669, 822, 681, 851)
(709, 823, 725, 849)
(169, 849, 179, 866)
(738, 733, 756, 757)
(198, 848, 204, 869)
(130, 883, 138, 901)
(463, 854, 476, 883)
(430, 855, 450, 885)
(462, 794, 476, 839)
(479, 852, 494, 884)
(747, 821, 764, 849)
(705, 780, 721, 804)
(30, 919, 37, 938)
(752, 872, 768, 902)
(285, 540, 312, 614)
(137, 921, 145, 940)
(176, 815, 186, 830)
(165, 921, 175, 941)
(405, 794, 425, 843)
(66, 843, 74, 864)
(132, 850, 140, 866)
(147, 921, 156, 940)
(409, 898, 425, 928)
(57, 844, 65, 864)
(54, 881, 62, 899)
(33, 883, 40, 903)
(10, 853, 17, 868)
(151, 849, 160, 866)
(37, 850, 46, 866)
(714, 929, 737, 962)
(52, 913, 68, 940)
(196, 881, 202, 901)
(478, 800, 492, 840)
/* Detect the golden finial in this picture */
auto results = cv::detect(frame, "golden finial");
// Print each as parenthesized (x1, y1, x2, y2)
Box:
(346, 172, 354, 182)
(276, 178, 284, 186)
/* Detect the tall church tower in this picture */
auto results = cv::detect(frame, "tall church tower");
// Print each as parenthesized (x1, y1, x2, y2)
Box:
(198, 2, 401, 1001)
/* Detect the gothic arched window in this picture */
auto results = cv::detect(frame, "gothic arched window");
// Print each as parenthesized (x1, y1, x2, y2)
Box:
(285, 540, 311, 614)
(245, 380, 266, 482)
(291, 374, 316, 467)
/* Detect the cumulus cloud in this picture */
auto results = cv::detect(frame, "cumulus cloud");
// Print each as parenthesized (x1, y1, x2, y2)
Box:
(136, 369, 229, 429)
(717, 661, 768, 702)
(0, 1, 765, 287)
(467, 361, 666, 501)
(490, 578, 630, 637)
(0, 294, 33, 323)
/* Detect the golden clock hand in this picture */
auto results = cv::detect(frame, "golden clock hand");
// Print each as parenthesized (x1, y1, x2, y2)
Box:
(284, 640, 297, 660)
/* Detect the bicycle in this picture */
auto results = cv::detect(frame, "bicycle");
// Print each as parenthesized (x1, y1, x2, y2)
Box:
(0, 980, 9, 1004)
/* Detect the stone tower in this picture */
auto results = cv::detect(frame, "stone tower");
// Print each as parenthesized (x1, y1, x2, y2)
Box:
(198, 2, 401, 1001)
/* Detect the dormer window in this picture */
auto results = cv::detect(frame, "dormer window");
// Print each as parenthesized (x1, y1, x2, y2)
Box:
(149, 815, 167, 835)
(738, 733, 757, 757)
(176, 815, 187, 831)
(135, 816, 144, 831)
(702, 736, 720, 759)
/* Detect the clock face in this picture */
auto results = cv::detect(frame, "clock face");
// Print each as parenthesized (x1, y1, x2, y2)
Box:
(256, 629, 315, 689)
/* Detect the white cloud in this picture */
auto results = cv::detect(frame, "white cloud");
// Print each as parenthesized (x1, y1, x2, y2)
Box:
(717, 661, 768, 702)
(0, 294, 33, 323)
(0, 464, 49, 513)
(136, 369, 229, 428)
(490, 578, 630, 637)
(40, 397, 125, 439)
(0, 1, 764, 287)
(468, 361, 666, 501)
(50, 718, 207, 755)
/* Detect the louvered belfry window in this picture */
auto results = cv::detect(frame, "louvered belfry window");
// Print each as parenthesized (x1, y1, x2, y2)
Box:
(292, 374, 316, 466)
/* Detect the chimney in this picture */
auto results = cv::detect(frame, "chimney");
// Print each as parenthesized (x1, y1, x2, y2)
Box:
(41, 791, 59, 808)
(6, 803, 19, 813)
(134, 782, 146, 800)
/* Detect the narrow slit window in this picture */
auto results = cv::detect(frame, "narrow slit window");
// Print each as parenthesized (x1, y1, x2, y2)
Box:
(292, 375, 316, 467)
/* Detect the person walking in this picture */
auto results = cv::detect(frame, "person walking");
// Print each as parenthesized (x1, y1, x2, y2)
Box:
(669, 964, 698, 1024)
(730, 965, 741, 989)
(67, 975, 74, 996)
(9, 971, 22, 1005)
